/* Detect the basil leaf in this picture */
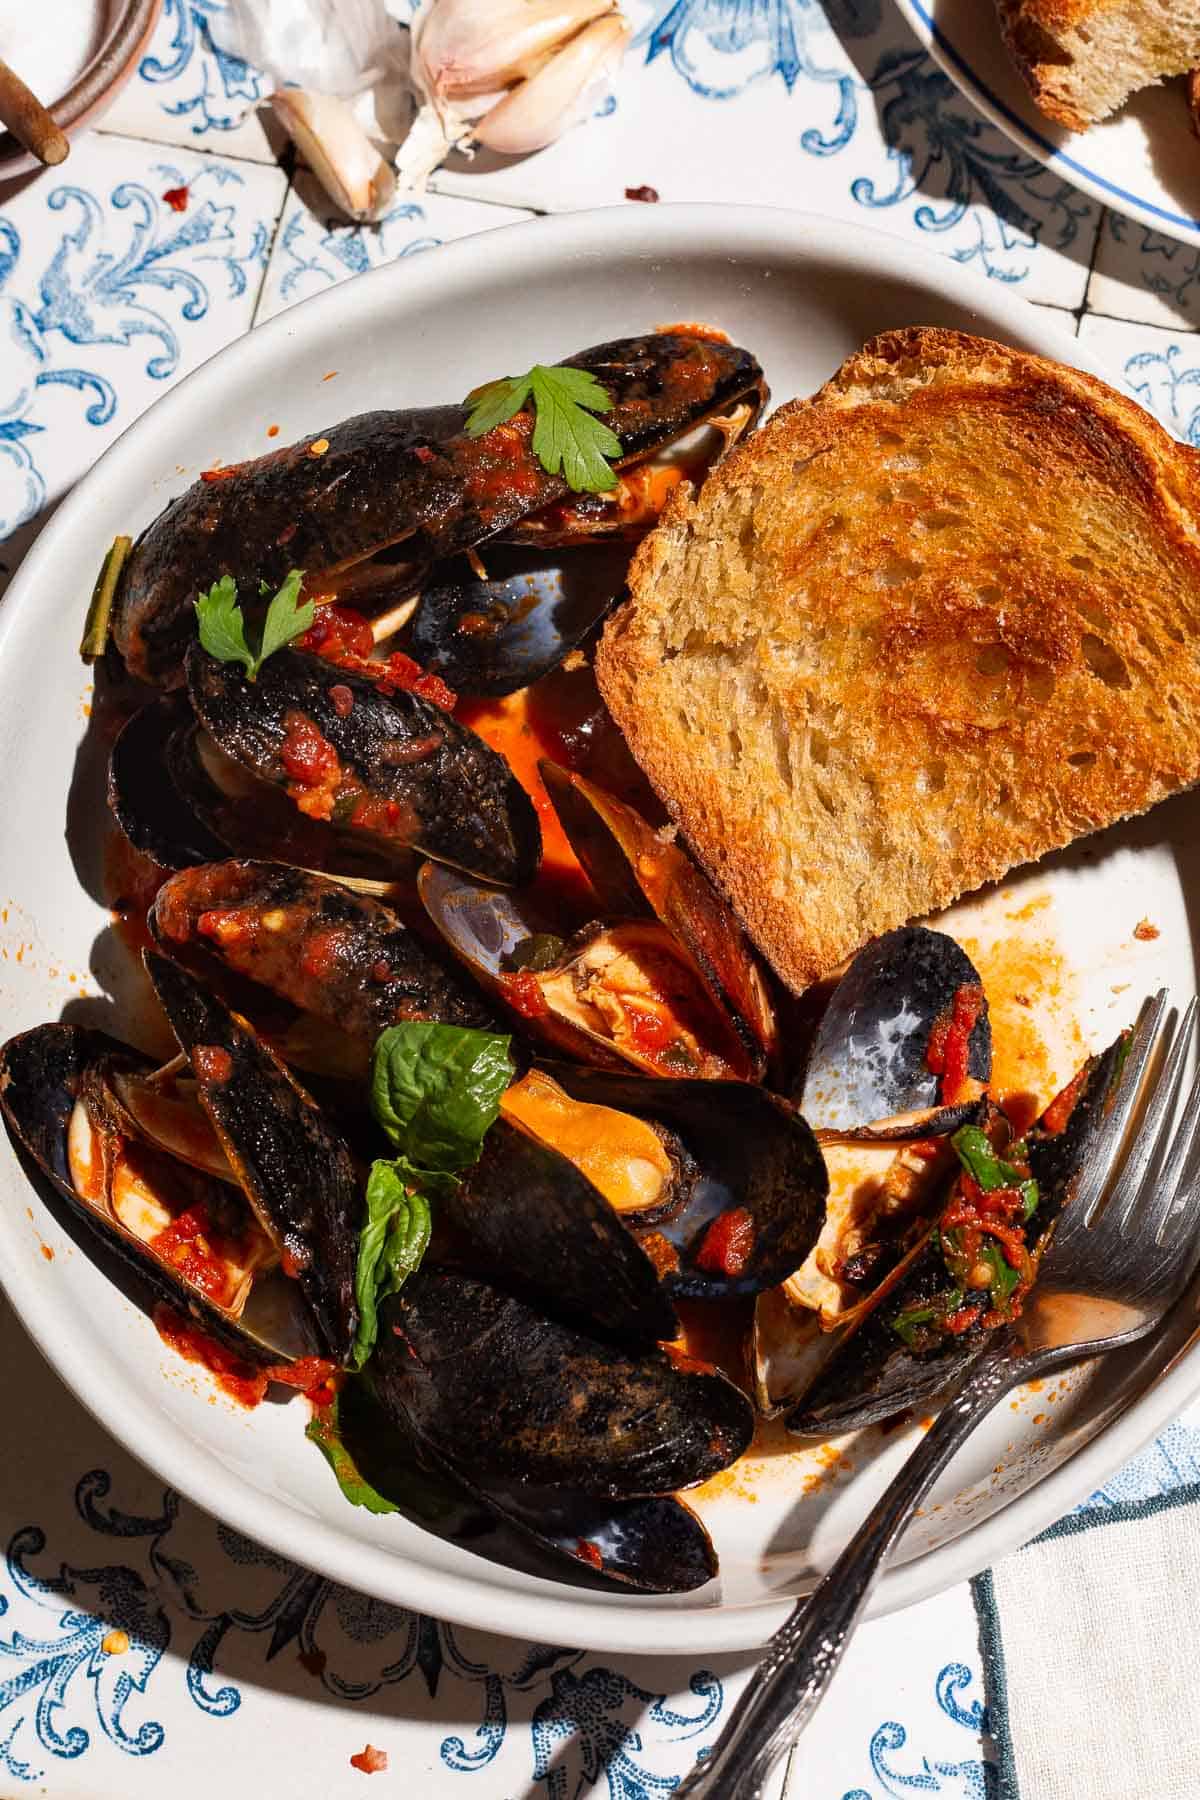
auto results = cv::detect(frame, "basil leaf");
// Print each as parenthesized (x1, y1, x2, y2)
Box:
(370, 1023, 511, 1175)
(350, 1160, 432, 1370)
(951, 1125, 1026, 1193)
(306, 1387, 401, 1515)
(258, 568, 314, 664)
(195, 574, 255, 676)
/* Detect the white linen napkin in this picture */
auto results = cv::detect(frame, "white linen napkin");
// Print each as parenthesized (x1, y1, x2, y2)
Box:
(973, 1415, 1200, 1800)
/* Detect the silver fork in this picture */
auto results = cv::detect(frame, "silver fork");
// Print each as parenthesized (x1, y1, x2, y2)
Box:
(677, 989, 1200, 1800)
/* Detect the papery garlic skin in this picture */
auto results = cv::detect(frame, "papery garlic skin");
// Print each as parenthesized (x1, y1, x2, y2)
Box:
(415, 0, 616, 103)
(472, 13, 630, 155)
(272, 90, 397, 222)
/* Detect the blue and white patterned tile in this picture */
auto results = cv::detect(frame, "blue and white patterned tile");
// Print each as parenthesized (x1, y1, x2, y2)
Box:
(254, 174, 533, 325)
(0, 133, 285, 561)
(1077, 313, 1200, 446)
(1087, 211, 1200, 331)
(101, 0, 280, 164)
(0, 1297, 784, 1800)
(424, 0, 1101, 310)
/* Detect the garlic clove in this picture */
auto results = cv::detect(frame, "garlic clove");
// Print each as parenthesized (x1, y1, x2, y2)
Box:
(414, 0, 618, 104)
(472, 13, 630, 156)
(272, 90, 397, 224)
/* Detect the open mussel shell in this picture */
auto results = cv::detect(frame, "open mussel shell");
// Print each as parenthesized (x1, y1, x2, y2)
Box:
(544, 1065, 829, 1300)
(0, 1023, 317, 1364)
(799, 926, 992, 1130)
(186, 642, 541, 888)
(144, 951, 363, 1367)
(150, 860, 497, 1077)
(417, 861, 626, 1069)
(787, 1035, 1128, 1437)
(404, 544, 631, 699)
(541, 762, 777, 1079)
(109, 698, 230, 870)
(374, 1267, 753, 1500)
(445, 1114, 679, 1343)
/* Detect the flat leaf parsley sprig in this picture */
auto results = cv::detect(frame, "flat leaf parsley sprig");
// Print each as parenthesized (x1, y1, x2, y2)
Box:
(465, 363, 622, 495)
(195, 569, 314, 680)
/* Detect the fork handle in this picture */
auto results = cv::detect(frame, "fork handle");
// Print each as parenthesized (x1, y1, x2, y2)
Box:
(676, 1337, 1019, 1800)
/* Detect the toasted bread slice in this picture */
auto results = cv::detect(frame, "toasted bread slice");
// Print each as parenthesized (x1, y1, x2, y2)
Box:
(996, 0, 1200, 131)
(595, 327, 1200, 994)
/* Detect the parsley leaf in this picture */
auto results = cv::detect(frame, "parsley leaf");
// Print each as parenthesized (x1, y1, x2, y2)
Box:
(464, 363, 620, 494)
(194, 569, 313, 681)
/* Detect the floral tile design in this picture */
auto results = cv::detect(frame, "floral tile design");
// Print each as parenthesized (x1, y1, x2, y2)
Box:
(1078, 313, 1200, 446)
(425, 0, 1100, 309)
(1087, 211, 1200, 332)
(101, 0, 279, 164)
(255, 176, 533, 325)
(0, 133, 285, 557)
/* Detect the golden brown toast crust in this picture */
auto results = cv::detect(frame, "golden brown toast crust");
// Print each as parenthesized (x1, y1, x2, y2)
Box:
(595, 327, 1200, 993)
(996, 0, 1200, 130)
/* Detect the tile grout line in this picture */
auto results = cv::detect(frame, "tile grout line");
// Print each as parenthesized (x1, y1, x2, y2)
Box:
(1074, 204, 1109, 337)
(95, 122, 280, 171)
(249, 156, 301, 330)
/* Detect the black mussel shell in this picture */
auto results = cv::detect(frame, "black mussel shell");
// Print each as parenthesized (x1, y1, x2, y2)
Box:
(540, 763, 777, 1078)
(0, 1023, 315, 1364)
(186, 642, 541, 888)
(546, 1066, 828, 1300)
(787, 1036, 1128, 1436)
(144, 951, 362, 1366)
(109, 699, 230, 870)
(151, 860, 496, 1075)
(799, 927, 991, 1129)
(444, 1115, 679, 1343)
(375, 1267, 753, 1499)
(405, 544, 631, 699)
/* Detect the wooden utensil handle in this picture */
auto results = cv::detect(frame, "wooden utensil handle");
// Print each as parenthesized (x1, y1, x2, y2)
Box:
(0, 56, 70, 166)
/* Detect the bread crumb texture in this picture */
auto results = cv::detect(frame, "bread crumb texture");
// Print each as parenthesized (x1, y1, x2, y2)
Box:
(595, 327, 1200, 993)
(995, 0, 1200, 130)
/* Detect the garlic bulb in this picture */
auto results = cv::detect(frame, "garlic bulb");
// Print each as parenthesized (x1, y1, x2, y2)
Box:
(273, 90, 397, 223)
(396, 0, 629, 192)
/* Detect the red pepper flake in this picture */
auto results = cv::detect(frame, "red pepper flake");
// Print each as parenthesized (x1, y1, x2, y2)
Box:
(329, 683, 354, 718)
(308, 437, 331, 458)
(412, 443, 436, 464)
(575, 1539, 604, 1570)
(200, 466, 241, 482)
(694, 1206, 755, 1277)
(925, 983, 985, 1105)
(625, 184, 660, 202)
(640, 1230, 681, 1278)
(162, 185, 189, 212)
(500, 970, 548, 1019)
(267, 424, 280, 438)
(41, 1243, 54, 1261)
(1134, 919, 1160, 941)
(350, 1745, 388, 1775)
(192, 1044, 233, 1084)
(323, 370, 338, 381)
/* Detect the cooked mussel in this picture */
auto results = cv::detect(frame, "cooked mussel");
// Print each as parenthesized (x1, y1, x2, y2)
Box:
(0, 1023, 317, 1364)
(108, 698, 230, 870)
(144, 951, 363, 1366)
(799, 926, 991, 1130)
(150, 860, 496, 1076)
(540, 763, 777, 1077)
(372, 1266, 754, 1498)
(113, 333, 766, 688)
(787, 1035, 1129, 1436)
(403, 543, 633, 699)
(186, 642, 541, 888)
(537, 1064, 829, 1301)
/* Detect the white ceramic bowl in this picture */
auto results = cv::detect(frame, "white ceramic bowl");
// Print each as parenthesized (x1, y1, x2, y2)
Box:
(2, 205, 1198, 1655)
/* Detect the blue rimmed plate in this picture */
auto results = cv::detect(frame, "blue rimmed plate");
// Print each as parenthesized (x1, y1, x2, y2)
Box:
(893, 0, 1200, 247)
